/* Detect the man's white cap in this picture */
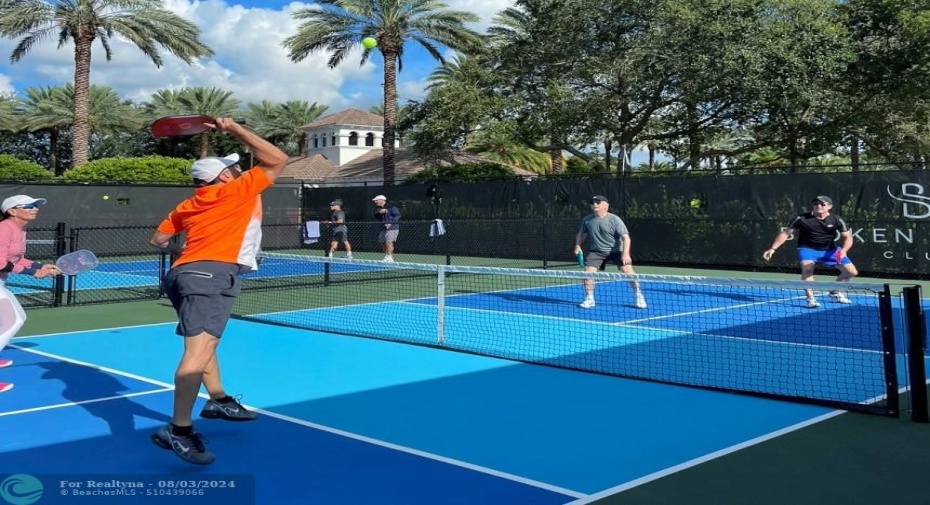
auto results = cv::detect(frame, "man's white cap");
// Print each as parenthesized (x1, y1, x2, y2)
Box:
(190, 153, 240, 182)
(1, 195, 47, 213)
(372, 195, 387, 201)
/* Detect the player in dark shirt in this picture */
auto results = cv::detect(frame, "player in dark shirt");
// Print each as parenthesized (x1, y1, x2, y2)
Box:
(762, 195, 858, 308)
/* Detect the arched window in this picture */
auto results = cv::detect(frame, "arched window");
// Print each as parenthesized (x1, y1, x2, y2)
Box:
(348, 132, 359, 146)
(322, 135, 326, 147)
(365, 133, 375, 147)
(312, 135, 318, 149)
(331, 134, 336, 146)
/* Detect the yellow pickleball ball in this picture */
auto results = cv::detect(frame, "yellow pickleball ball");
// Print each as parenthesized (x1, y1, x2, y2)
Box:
(102, 195, 109, 200)
(362, 37, 378, 49)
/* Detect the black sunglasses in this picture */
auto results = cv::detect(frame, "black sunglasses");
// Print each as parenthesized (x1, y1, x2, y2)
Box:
(15, 203, 39, 209)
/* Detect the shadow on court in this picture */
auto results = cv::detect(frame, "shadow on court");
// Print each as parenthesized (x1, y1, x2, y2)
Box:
(0, 385, 571, 505)
(459, 290, 579, 306)
(37, 361, 172, 436)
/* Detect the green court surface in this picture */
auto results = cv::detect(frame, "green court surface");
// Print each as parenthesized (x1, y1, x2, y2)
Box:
(13, 264, 930, 505)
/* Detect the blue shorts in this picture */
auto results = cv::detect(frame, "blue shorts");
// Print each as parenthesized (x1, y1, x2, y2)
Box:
(797, 247, 852, 266)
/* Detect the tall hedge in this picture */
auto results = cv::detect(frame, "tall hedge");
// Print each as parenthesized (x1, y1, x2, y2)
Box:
(62, 156, 193, 184)
(0, 155, 54, 182)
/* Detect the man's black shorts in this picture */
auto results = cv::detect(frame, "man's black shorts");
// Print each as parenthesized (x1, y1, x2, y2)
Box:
(164, 261, 242, 338)
(584, 250, 623, 270)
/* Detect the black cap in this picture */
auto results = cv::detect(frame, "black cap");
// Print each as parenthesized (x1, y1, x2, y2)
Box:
(589, 195, 608, 204)
(812, 195, 833, 205)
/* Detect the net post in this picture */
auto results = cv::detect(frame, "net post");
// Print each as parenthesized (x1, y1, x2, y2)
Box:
(436, 265, 446, 344)
(902, 286, 929, 423)
(66, 228, 78, 306)
(323, 258, 331, 287)
(157, 252, 167, 298)
(541, 218, 548, 269)
(879, 284, 900, 417)
(52, 222, 66, 307)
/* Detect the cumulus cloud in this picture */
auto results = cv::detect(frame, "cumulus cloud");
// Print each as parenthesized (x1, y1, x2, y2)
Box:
(0, 0, 512, 110)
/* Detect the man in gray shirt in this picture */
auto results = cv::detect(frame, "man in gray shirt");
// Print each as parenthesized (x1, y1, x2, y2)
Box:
(326, 199, 353, 259)
(573, 195, 647, 309)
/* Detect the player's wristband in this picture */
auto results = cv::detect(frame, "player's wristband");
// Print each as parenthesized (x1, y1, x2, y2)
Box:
(22, 265, 38, 275)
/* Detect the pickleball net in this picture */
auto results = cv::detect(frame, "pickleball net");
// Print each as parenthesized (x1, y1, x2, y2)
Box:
(234, 253, 899, 416)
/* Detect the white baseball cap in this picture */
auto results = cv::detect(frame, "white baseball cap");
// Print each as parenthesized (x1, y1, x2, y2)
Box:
(190, 153, 240, 182)
(372, 195, 387, 201)
(1, 195, 47, 213)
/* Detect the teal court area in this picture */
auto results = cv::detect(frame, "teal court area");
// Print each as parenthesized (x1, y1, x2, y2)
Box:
(1, 306, 924, 503)
(0, 255, 927, 504)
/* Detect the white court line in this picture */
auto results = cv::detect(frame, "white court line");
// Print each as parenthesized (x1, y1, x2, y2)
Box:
(3, 341, 585, 499)
(617, 296, 806, 325)
(617, 323, 886, 355)
(244, 408, 583, 498)
(563, 410, 846, 505)
(566, 374, 925, 505)
(260, 295, 885, 355)
(11, 321, 175, 341)
(0, 389, 171, 418)
(5, 344, 176, 388)
(394, 301, 654, 329)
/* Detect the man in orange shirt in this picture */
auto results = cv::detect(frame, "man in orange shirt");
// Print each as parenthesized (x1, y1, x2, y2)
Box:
(148, 118, 287, 465)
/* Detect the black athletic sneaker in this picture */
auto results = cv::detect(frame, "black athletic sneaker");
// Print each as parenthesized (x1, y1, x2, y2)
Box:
(200, 396, 259, 422)
(151, 425, 214, 465)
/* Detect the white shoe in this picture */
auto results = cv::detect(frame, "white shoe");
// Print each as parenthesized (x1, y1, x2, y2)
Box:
(382, 256, 394, 263)
(830, 292, 851, 304)
(579, 299, 596, 309)
(634, 293, 647, 309)
(807, 297, 821, 309)
(346, 253, 353, 259)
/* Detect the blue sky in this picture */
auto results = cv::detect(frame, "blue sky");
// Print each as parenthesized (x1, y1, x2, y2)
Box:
(0, 0, 657, 166)
(0, 0, 508, 112)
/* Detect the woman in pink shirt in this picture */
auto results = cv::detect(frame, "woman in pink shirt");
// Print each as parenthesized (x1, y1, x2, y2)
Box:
(0, 195, 61, 393)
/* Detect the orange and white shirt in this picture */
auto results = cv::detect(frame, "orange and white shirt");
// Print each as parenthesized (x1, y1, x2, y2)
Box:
(158, 168, 272, 271)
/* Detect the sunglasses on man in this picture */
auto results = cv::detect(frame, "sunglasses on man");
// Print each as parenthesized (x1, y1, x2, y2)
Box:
(15, 204, 39, 209)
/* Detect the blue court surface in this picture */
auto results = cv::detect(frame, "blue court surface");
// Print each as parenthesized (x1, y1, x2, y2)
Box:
(0, 273, 924, 504)
(3, 256, 371, 295)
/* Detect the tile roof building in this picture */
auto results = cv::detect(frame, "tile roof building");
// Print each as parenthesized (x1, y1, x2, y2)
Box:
(279, 108, 533, 186)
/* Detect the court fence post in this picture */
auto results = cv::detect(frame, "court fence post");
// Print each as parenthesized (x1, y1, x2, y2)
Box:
(540, 219, 546, 269)
(52, 221, 67, 307)
(65, 228, 79, 306)
(902, 286, 929, 423)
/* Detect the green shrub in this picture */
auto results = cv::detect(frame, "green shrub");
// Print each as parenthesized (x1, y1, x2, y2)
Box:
(406, 162, 517, 183)
(0, 155, 53, 182)
(565, 156, 593, 173)
(63, 156, 193, 184)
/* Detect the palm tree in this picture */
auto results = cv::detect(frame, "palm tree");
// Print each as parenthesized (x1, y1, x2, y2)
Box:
(0, 0, 214, 168)
(18, 86, 70, 174)
(246, 100, 328, 155)
(145, 87, 240, 158)
(488, 6, 564, 173)
(18, 84, 142, 174)
(282, 0, 482, 185)
(466, 130, 551, 174)
(0, 94, 18, 131)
